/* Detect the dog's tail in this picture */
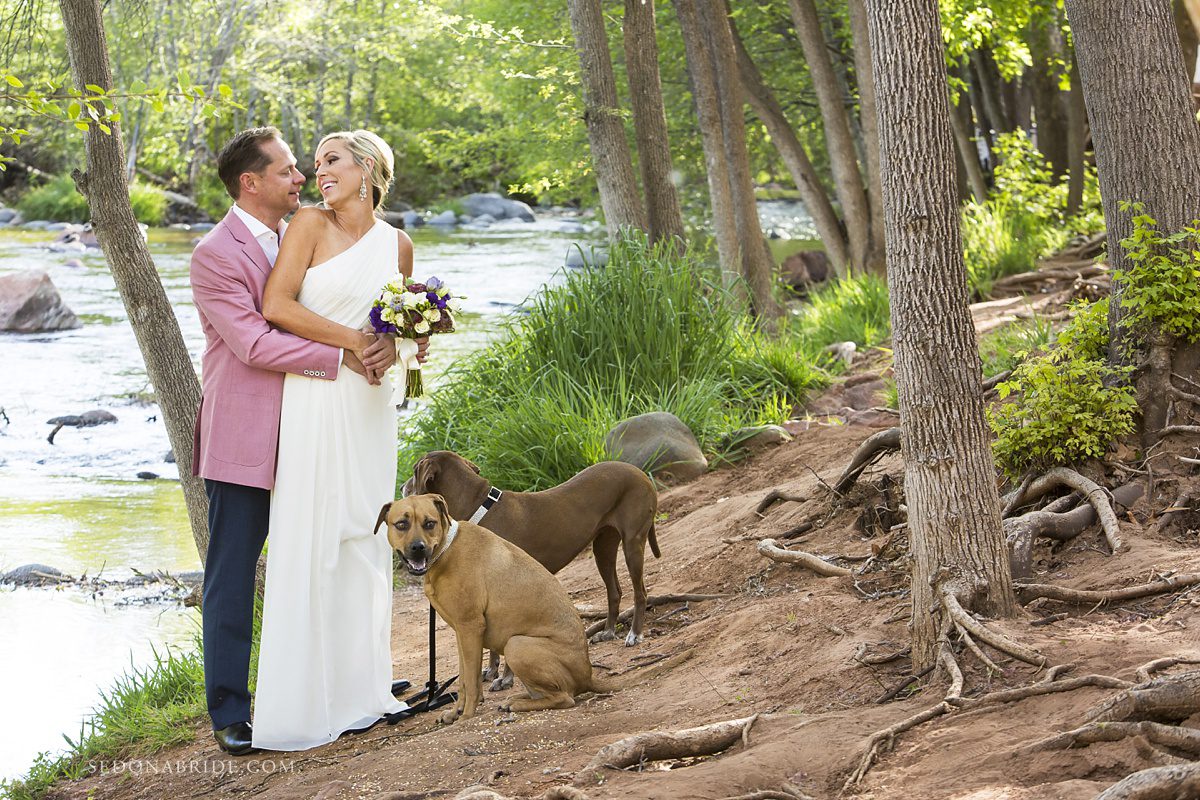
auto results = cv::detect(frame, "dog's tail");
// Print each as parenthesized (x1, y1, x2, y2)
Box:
(648, 523, 661, 559)
(589, 649, 692, 693)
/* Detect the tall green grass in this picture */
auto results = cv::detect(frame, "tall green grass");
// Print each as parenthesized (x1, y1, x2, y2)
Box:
(400, 234, 828, 489)
(17, 174, 168, 226)
(790, 272, 891, 350)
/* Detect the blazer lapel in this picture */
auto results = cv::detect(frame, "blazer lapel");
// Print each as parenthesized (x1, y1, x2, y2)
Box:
(221, 208, 272, 277)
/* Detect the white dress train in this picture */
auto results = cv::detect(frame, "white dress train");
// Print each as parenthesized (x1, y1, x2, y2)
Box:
(253, 219, 405, 750)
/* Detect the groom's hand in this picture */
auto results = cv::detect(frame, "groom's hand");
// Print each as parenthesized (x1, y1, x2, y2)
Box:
(342, 349, 372, 381)
(362, 333, 398, 374)
(415, 336, 430, 365)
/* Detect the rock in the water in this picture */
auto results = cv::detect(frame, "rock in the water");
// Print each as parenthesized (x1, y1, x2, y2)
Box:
(564, 245, 609, 269)
(401, 210, 424, 228)
(137, 471, 159, 480)
(47, 409, 117, 427)
(2, 563, 70, 586)
(0, 270, 82, 332)
(0, 208, 22, 226)
(460, 192, 536, 222)
(428, 210, 458, 226)
(165, 449, 176, 464)
(62, 258, 86, 269)
(780, 250, 830, 293)
(604, 411, 708, 484)
(380, 210, 407, 229)
(722, 424, 792, 452)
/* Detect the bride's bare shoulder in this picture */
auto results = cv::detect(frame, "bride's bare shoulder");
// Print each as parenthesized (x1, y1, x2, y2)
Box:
(288, 206, 334, 233)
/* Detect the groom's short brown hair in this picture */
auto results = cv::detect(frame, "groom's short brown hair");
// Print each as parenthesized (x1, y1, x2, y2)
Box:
(217, 127, 284, 199)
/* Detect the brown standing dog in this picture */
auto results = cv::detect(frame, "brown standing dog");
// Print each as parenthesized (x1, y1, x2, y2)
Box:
(376, 494, 595, 723)
(403, 451, 660, 647)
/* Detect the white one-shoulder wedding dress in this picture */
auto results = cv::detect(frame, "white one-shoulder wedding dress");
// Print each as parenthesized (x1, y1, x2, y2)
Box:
(253, 218, 405, 751)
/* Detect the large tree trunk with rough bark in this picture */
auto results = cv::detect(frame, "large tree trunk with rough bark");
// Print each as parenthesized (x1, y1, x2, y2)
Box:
(788, 0, 874, 275)
(567, 0, 648, 236)
(673, 0, 738, 287)
(729, 21, 850, 276)
(59, 0, 210, 561)
(1064, 0, 1200, 441)
(623, 0, 685, 247)
(865, 0, 1019, 670)
(700, 0, 781, 321)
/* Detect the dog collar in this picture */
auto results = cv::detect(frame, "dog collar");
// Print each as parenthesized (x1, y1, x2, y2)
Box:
(427, 521, 459, 569)
(467, 487, 503, 525)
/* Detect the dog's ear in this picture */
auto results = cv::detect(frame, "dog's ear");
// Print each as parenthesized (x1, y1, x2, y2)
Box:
(373, 502, 393, 535)
(416, 455, 438, 493)
(463, 457, 481, 475)
(430, 494, 452, 531)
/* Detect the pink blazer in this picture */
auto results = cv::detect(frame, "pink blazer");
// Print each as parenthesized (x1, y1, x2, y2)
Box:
(190, 209, 341, 490)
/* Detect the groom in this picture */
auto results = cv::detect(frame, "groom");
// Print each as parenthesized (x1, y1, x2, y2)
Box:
(190, 127, 416, 755)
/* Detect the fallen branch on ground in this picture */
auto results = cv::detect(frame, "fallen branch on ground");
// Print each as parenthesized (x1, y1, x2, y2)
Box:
(581, 594, 725, 637)
(574, 715, 759, 785)
(758, 539, 853, 577)
(833, 427, 901, 494)
(1085, 670, 1200, 724)
(1015, 572, 1200, 607)
(1094, 761, 1200, 800)
(1024, 719, 1200, 756)
(756, 489, 808, 516)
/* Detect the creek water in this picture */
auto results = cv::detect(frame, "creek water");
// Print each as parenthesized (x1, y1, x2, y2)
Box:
(0, 201, 814, 781)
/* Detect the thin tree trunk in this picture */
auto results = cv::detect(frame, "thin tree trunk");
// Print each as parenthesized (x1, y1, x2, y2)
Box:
(59, 0, 210, 562)
(672, 0, 738, 287)
(787, 0, 872, 275)
(1065, 50, 1087, 216)
(971, 49, 1012, 135)
(865, 0, 1019, 670)
(966, 64, 996, 162)
(623, 0, 685, 246)
(701, 0, 781, 321)
(1028, 16, 1070, 179)
(949, 88, 989, 203)
(730, 20, 850, 276)
(847, 0, 886, 272)
(567, 0, 649, 236)
(1064, 0, 1200, 441)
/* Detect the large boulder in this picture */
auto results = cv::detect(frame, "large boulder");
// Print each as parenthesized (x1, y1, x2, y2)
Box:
(0, 208, 21, 226)
(604, 411, 708, 484)
(460, 192, 536, 222)
(0, 270, 82, 332)
(428, 209, 458, 226)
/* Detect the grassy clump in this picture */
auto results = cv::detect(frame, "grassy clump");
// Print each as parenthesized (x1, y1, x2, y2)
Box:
(17, 174, 168, 226)
(399, 234, 828, 489)
(790, 272, 891, 351)
(977, 314, 1054, 378)
(988, 298, 1136, 477)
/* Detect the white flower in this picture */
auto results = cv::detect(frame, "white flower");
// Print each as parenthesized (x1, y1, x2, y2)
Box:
(414, 319, 431, 334)
(422, 308, 442, 323)
(401, 291, 425, 309)
(380, 291, 395, 305)
(447, 298, 463, 313)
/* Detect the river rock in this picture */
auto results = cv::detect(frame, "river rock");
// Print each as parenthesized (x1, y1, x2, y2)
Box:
(2, 563, 70, 586)
(49, 224, 100, 252)
(722, 424, 792, 452)
(165, 449, 176, 464)
(191, 222, 216, 232)
(565, 245, 609, 269)
(0, 208, 21, 226)
(780, 250, 830, 293)
(380, 210, 407, 229)
(429, 210, 458, 226)
(0, 270, 82, 332)
(47, 409, 118, 427)
(63, 258, 86, 269)
(401, 210, 424, 229)
(460, 192, 536, 222)
(604, 411, 708, 484)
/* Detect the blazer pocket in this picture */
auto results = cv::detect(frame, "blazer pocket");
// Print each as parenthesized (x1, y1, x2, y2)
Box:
(209, 392, 278, 467)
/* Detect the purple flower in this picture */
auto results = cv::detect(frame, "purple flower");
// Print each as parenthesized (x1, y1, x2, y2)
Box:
(426, 276, 444, 291)
(368, 305, 398, 334)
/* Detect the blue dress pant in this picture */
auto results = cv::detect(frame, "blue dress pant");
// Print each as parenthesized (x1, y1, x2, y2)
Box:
(201, 478, 270, 731)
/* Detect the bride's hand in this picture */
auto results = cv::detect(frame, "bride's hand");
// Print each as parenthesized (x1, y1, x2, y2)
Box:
(341, 349, 369, 380)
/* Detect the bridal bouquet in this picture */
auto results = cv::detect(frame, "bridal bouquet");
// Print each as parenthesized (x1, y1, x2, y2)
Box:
(368, 276, 463, 398)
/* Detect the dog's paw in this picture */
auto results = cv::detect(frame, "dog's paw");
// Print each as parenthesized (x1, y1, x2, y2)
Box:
(489, 674, 515, 692)
(481, 667, 498, 682)
(589, 629, 617, 644)
(624, 631, 643, 647)
(439, 707, 462, 725)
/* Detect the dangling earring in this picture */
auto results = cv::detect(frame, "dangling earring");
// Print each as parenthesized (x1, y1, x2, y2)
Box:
(359, 175, 368, 202)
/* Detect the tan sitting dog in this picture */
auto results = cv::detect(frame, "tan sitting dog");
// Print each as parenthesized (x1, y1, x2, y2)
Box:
(403, 451, 659, 647)
(377, 494, 595, 722)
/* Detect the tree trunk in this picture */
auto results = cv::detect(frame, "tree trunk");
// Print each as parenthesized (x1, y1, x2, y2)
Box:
(567, 0, 649, 236)
(730, 20, 850, 276)
(1027, 15, 1070, 179)
(971, 49, 1012, 136)
(1065, 50, 1088, 216)
(949, 88, 989, 202)
(623, 0, 686, 246)
(1176, 0, 1200, 78)
(864, 0, 1019, 670)
(1063, 0, 1200, 440)
(59, 0, 210, 562)
(672, 0, 739, 288)
(788, 0, 873, 275)
(701, 0, 781, 321)
(847, 0, 886, 271)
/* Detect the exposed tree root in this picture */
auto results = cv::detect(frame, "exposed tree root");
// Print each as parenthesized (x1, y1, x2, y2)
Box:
(1039, 467, 1124, 552)
(833, 427, 901, 494)
(1160, 425, 1200, 437)
(1006, 483, 1143, 578)
(581, 594, 725, 638)
(854, 644, 911, 665)
(456, 787, 590, 800)
(1137, 657, 1200, 683)
(1094, 762, 1200, 800)
(757, 539, 853, 577)
(845, 699, 953, 788)
(937, 585, 1046, 666)
(1085, 670, 1200, 724)
(875, 664, 936, 704)
(573, 714, 759, 785)
(1024, 719, 1200, 756)
(1015, 572, 1200, 607)
(755, 489, 808, 516)
(720, 786, 814, 800)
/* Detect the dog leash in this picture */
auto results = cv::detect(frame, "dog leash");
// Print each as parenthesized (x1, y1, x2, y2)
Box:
(467, 486, 503, 525)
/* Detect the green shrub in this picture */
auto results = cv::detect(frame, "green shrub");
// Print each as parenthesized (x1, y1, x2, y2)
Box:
(977, 314, 1054, 378)
(988, 298, 1136, 477)
(1115, 201, 1200, 343)
(17, 174, 167, 225)
(399, 233, 828, 490)
(792, 272, 891, 351)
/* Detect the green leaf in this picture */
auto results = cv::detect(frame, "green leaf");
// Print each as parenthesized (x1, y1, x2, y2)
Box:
(97, 123, 111, 135)
(5, 75, 22, 88)
(67, 101, 81, 119)
(129, 79, 147, 94)
(85, 83, 105, 95)
(74, 121, 90, 131)
(218, 83, 232, 98)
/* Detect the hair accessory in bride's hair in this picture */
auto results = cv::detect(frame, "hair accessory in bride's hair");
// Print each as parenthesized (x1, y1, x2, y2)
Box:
(359, 175, 368, 202)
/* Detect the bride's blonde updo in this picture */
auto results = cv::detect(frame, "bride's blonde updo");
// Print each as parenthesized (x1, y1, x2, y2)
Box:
(316, 129, 395, 212)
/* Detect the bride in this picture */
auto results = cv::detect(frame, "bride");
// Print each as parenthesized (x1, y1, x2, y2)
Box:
(255, 129, 414, 750)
